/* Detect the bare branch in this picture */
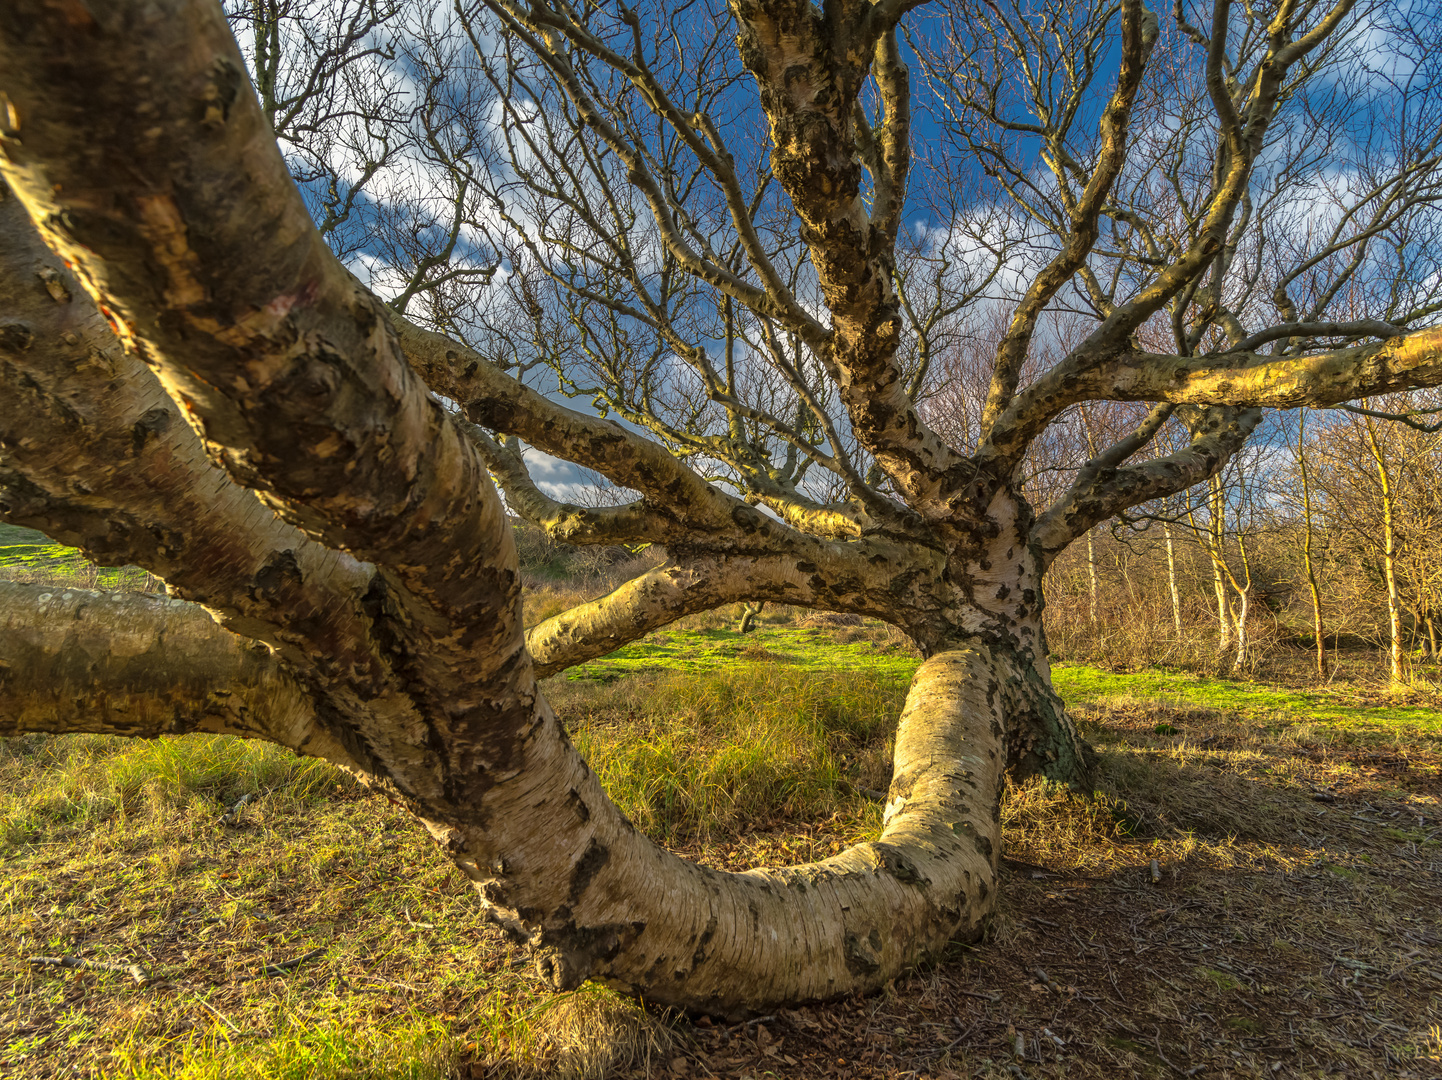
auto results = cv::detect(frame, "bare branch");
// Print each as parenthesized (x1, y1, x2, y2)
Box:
(464, 424, 679, 545)
(1223, 319, 1404, 354)
(0, 582, 351, 764)
(1031, 404, 1261, 559)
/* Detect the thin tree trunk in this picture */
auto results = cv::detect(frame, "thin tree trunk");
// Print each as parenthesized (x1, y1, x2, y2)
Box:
(1086, 527, 1099, 627)
(1297, 413, 1328, 679)
(736, 601, 764, 633)
(1364, 417, 1405, 685)
(1163, 521, 1182, 636)
(1230, 534, 1252, 674)
(1191, 477, 1232, 653)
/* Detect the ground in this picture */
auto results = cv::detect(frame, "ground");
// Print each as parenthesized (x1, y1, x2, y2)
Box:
(2, 601, 1440, 1079)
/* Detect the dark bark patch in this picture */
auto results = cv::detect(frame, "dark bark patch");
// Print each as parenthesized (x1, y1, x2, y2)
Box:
(252, 548, 302, 597)
(0, 322, 34, 352)
(130, 407, 171, 453)
(200, 57, 244, 127)
(567, 838, 610, 904)
(843, 928, 883, 976)
(875, 845, 928, 887)
(566, 787, 590, 823)
(690, 913, 718, 970)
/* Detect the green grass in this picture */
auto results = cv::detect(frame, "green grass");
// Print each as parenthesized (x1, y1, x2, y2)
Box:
(5, 611, 1442, 1079)
(0, 734, 342, 847)
(568, 621, 1442, 749)
(565, 624, 924, 682)
(555, 662, 902, 842)
(1051, 664, 1442, 745)
(110, 1016, 461, 1080)
(0, 527, 156, 591)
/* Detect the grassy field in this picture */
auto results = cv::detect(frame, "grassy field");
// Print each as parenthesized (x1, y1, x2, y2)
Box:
(0, 524, 159, 592)
(2, 576, 1440, 1078)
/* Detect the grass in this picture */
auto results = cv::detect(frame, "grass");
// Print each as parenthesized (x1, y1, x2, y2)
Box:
(554, 663, 901, 842)
(3, 610, 1441, 1078)
(0, 525, 158, 592)
(1053, 664, 1442, 746)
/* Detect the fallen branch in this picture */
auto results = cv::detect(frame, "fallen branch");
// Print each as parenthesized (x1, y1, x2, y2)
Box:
(219, 793, 253, 827)
(239, 947, 326, 982)
(29, 954, 149, 984)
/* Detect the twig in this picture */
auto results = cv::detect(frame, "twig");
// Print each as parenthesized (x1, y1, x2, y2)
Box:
(29, 954, 149, 985)
(239, 947, 326, 982)
(1153, 1026, 1187, 1076)
(219, 793, 253, 827)
(403, 905, 436, 930)
(191, 993, 240, 1033)
(955, 988, 1001, 1002)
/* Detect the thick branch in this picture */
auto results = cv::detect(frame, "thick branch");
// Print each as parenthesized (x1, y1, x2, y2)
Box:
(0, 184, 381, 671)
(0, 582, 349, 763)
(729, 0, 962, 511)
(526, 548, 930, 678)
(1031, 405, 1262, 560)
(393, 313, 734, 523)
(463, 426, 675, 546)
(990, 326, 1442, 456)
(1224, 319, 1403, 354)
(0, 0, 525, 731)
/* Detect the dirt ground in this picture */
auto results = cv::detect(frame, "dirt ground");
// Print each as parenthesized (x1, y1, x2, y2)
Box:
(5, 688, 1440, 1080)
(623, 849, 1439, 1080)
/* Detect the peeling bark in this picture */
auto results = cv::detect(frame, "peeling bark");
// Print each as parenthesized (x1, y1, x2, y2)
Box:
(1, 0, 1434, 1018)
(0, 582, 349, 763)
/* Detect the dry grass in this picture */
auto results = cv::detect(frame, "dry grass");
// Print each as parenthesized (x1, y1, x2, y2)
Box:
(3, 646, 1440, 1079)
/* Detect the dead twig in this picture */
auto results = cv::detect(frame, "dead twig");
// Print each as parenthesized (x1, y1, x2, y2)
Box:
(238, 947, 326, 982)
(191, 993, 241, 1033)
(218, 792, 253, 827)
(29, 954, 149, 985)
(954, 987, 1001, 1002)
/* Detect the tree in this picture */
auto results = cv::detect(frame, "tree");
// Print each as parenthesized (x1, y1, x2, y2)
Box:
(1307, 393, 1442, 682)
(3, 0, 1442, 1017)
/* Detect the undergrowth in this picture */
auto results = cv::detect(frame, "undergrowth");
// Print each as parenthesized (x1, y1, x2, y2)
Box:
(3, 614, 1440, 1079)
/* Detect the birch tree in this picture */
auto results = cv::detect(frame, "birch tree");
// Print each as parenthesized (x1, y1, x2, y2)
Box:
(4, 0, 1442, 1016)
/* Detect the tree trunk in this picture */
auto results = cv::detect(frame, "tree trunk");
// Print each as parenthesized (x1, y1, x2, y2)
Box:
(1230, 526, 1254, 674)
(1086, 527, 1099, 627)
(1364, 418, 1405, 685)
(1190, 479, 1233, 654)
(1163, 521, 1182, 636)
(1296, 414, 1328, 679)
(736, 601, 764, 633)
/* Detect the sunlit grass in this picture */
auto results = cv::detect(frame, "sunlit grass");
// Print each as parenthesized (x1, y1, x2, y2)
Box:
(0, 734, 343, 846)
(108, 1015, 461, 1080)
(1052, 664, 1442, 746)
(556, 662, 901, 841)
(5, 613, 1441, 1078)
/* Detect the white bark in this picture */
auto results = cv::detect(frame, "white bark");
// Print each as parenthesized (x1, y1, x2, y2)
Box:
(1163, 521, 1182, 635)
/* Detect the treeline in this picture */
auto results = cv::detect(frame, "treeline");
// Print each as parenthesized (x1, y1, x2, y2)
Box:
(1041, 397, 1442, 685)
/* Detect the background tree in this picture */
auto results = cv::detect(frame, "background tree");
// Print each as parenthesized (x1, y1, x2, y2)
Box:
(4, 0, 1442, 1015)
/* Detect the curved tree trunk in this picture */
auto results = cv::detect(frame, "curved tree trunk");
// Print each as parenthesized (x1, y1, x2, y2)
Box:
(736, 600, 764, 633)
(0, 574, 1007, 1017)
